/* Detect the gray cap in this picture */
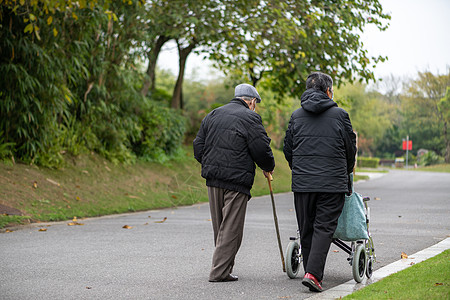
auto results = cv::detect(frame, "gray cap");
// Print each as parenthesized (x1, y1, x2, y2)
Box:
(234, 83, 261, 103)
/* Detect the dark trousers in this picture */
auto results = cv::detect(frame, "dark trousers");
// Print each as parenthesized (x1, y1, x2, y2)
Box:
(208, 186, 249, 281)
(294, 192, 345, 281)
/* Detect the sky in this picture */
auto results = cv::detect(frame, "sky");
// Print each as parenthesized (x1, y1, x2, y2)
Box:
(156, 0, 450, 82)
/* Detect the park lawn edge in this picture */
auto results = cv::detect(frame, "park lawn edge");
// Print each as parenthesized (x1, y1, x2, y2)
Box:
(0, 146, 375, 229)
(343, 249, 450, 300)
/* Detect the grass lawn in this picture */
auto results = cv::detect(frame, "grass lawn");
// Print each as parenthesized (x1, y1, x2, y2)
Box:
(344, 249, 450, 300)
(0, 146, 294, 228)
(0, 145, 378, 229)
(412, 164, 450, 173)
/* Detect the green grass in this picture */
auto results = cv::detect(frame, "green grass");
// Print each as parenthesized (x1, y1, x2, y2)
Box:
(344, 249, 450, 300)
(0, 145, 375, 229)
(0, 146, 294, 228)
(356, 168, 389, 173)
(412, 164, 450, 173)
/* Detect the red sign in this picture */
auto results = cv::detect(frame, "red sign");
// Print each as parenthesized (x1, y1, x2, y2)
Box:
(402, 140, 412, 150)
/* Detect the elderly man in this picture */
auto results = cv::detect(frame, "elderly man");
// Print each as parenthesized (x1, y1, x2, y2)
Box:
(193, 83, 275, 282)
(283, 72, 357, 292)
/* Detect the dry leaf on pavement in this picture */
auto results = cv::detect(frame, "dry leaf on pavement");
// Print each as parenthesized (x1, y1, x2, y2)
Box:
(154, 217, 167, 223)
(38, 228, 47, 232)
(122, 225, 133, 229)
(401, 252, 408, 259)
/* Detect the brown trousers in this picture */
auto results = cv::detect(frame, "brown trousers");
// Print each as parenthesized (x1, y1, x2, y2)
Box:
(207, 186, 249, 281)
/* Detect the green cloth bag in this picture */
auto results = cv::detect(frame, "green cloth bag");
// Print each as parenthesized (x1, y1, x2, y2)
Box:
(333, 174, 369, 241)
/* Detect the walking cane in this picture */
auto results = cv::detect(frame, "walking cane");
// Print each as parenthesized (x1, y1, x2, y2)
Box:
(266, 173, 286, 272)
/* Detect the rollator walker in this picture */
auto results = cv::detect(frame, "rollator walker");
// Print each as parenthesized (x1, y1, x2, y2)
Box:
(284, 174, 376, 283)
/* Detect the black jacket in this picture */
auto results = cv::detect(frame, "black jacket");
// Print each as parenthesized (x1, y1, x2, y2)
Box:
(283, 89, 357, 193)
(193, 98, 275, 196)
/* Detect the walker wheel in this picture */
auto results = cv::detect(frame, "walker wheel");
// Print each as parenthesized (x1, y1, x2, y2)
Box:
(352, 244, 366, 283)
(366, 257, 374, 278)
(286, 241, 301, 279)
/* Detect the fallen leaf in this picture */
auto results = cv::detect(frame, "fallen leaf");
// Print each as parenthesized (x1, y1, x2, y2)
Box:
(39, 228, 47, 232)
(398, 215, 402, 218)
(201, 248, 205, 251)
(105, 165, 111, 171)
(206, 219, 212, 221)
(5, 229, 13, 233)
(82, 170, 89, 174)
(154, 217, 167, 223)
(171, 195, 177, 199)
(68, 222, 84, 226)
(76, 196, 81, 201)
(143, 222, 149, 225)
(333, 250, 339, 253)
(128, 195, 140, 199)
(148, 216, 151, 218)
(435, 282, 443, 286)
(33, 181, 38, 189)
(86, 286, 92, 289)
(409, 262, 415, 265)
(76, 185, 81, 188)
(289, 209, 294, 212)
(374, 197, 381, 200)
(401, 252, 408, 259)
(122, 225, 133, 229)
(73, 216, 78, 222)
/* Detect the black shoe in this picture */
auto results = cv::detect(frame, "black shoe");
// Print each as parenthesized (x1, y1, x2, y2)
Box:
(209, 274, 238, 282)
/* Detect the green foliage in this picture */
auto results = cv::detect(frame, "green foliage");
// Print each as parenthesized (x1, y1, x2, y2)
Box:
(338, 82, 395, 157)
(401, 71, 450, 158)
(357, 157, 380, 168)
(0, 131, 15, 161)
(210, 0, 390, 99)
(417, 151, 444, 167)
(0, 1, 186, 167)
(132, 102, 186, 163)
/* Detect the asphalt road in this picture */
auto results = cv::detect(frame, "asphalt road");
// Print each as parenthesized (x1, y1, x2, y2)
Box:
(1, 170, 449, 300)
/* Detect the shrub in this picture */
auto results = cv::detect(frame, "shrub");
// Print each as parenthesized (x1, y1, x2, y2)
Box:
(357, 157, 380, 168)
(418, 151, 444, 166)
(132, 101, 186, 163)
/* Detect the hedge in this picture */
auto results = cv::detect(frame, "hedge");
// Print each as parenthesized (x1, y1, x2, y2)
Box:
(357, 157, 380, 168)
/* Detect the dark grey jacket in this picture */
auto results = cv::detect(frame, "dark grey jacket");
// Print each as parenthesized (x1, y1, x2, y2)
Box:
(193, 98, 275, 196)
(283, 89, 357, 193)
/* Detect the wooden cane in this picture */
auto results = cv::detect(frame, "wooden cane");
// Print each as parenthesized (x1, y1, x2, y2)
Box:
(267, 173, 286, 272)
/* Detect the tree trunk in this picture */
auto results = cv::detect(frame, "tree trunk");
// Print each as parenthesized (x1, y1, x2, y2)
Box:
(141, 35, 170, 96)
(248, 54, 263, 87)
(171, 40, 196, 109)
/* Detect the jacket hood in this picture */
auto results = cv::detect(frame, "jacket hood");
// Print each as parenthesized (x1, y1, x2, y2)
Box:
(301, 88, 337, 114)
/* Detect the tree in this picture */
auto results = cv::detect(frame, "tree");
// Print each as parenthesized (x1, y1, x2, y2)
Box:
(401, 70, 450, 160)
(209, 0, 390, 99)
(337, 82, 395, 156)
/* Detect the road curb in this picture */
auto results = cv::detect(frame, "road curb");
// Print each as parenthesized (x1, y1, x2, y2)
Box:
(306, 237, 450, 299)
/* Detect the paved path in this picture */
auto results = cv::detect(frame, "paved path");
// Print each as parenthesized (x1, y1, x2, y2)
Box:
(1, 170, 449, 299)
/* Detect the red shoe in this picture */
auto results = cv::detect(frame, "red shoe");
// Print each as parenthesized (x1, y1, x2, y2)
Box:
(302, 273, 323, 292)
